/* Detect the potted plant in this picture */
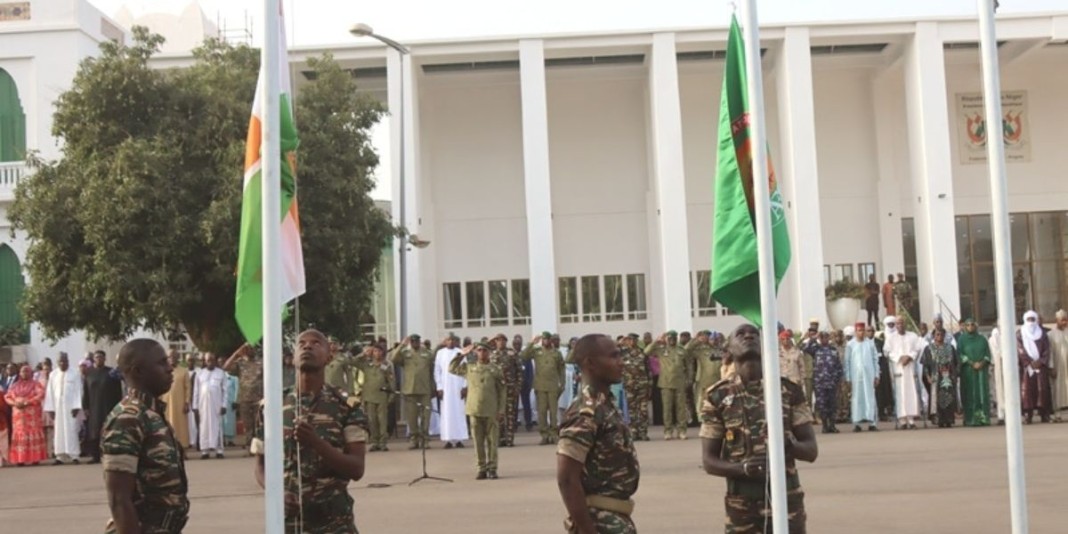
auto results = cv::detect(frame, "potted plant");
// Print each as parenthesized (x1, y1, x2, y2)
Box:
(825, 279, 865, 330)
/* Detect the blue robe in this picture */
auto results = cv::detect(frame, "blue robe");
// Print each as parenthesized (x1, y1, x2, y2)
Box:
(223, 374, 238, 441)
(845, 338, 880, 424)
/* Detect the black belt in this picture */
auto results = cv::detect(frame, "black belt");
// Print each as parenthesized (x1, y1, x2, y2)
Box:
(727, 475, 800, 499)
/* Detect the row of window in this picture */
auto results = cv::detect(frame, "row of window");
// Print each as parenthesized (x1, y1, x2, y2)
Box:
(443, 279, 532, 329)
(823, 262, 878, 285)
(558, 274, 648, 323)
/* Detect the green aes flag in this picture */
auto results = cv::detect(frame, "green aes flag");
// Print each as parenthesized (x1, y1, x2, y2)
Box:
(710, 16, 791, 326)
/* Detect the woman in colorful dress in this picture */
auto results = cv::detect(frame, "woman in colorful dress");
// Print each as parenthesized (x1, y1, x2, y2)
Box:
(4, 365, 48, 466)
(921, 329, 959, 428)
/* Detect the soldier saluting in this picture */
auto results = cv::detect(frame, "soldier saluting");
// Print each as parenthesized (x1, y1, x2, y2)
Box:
(557, 334, 640, 534)
(701, 324, 819, 533)
(252, 329, 369, 533)
(101, 339, 189, 533)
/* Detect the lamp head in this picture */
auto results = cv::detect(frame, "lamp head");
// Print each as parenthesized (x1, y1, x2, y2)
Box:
(349, 23, 374, 37)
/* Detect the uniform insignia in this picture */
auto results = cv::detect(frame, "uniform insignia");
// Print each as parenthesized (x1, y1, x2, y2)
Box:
(726, 429, 734, 441)
(723, 394, 734, 407)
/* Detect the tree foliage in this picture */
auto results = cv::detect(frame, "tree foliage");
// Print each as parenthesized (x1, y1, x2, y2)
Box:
(10, 27, 391, 354)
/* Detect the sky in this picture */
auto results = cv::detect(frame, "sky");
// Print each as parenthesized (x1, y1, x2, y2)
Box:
(87, 1, 1067, 200)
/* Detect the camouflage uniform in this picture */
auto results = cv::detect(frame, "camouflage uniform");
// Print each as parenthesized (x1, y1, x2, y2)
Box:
(389, 344, 436, 448)
(354, 356, 396, 451)
(620, 345, 651, 440)
(252, 384, 370, 533)
(700, 375, 814, 533)
(557, 385, 640, 534)
(490, 346, 522, 446)
(101, 389, 189, 533)
(687, 339, 722, 417)
(229, 356, 263, 448)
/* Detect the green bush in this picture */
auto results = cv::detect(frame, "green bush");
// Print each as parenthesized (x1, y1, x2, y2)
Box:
(825, 279, 865, 301)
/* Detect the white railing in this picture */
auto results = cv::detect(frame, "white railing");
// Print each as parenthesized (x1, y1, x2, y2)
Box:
(0, 161, 28, 198)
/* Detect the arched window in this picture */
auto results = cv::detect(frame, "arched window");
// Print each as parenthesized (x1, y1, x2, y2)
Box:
(0, 68, 27, 162)
(0, 244, 28, 343)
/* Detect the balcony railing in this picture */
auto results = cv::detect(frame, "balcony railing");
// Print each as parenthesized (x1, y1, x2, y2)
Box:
(0, 161, 28, 200)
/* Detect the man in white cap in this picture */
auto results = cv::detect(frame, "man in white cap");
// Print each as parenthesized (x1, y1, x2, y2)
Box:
(883, 316, 922, 429)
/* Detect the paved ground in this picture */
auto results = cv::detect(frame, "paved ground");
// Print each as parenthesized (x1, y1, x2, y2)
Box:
(1, 422, 1065, 533)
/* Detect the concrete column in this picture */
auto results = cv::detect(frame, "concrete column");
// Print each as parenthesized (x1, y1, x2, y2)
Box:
(519, 40, 559, 333)
(774, 27, 826, 328)
(871, 68, 907, 284)
(387, 49, 433, 337)
(647, 33, 693, 333)
(903, 23, 960, 322)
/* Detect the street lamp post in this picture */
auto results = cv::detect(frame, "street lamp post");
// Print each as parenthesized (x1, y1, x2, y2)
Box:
(350, 24, 411, 340)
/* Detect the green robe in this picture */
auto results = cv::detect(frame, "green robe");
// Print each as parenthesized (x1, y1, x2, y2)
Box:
(957, 331, 992, 426)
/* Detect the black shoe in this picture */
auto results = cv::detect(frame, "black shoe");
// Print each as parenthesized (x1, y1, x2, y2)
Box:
(52, 459, 63, 466)
(455, 442, 464, 449)
(381, 445, 389, 452)
(997, 419, 1005, 426)
(444, 442, 454, 449)
(830, 426, 840, 434)
(215, 453, 224, 459)
(72, 459, 79, 465)
(853, 425, 862, 433)
(201, 453, 210, 460)
(476, 471, 487, 480)
(868, 425, 878, 432)
(409, 442, 420, 450)
(88, 458, 101, 465)
(487, 471, 498, 479)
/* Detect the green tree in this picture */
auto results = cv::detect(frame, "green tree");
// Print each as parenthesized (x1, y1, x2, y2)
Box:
(9, 27, 391, 354)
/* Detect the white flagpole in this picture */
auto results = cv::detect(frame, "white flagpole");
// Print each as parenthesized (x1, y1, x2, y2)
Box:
(739, 1, 789, 531)
(976, 1, 1029, 532)
(262, 0, 285, 532)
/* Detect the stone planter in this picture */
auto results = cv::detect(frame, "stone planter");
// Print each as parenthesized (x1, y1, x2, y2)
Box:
(826, 298, 862, 330)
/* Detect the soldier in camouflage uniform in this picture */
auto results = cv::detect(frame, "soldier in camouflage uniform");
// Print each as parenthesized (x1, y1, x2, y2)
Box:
(620, 333, 651, 441)
(490, 333, 522, 447)
(222, 343, 263, 454)
(253, 329, 370, 534)
(102, 339, 189, 533)
(354, 344, 396, 452)
(557, 334, 640, 534)
(700, 324, 819, 533)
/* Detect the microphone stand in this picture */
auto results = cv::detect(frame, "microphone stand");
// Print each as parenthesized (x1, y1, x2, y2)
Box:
(408, 398, 452, 486)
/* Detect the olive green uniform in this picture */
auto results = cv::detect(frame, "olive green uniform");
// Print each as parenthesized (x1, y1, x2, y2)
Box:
(490, 347, 523, 446)
(324, 353, 357, 397)
(645, 341, 692, 438)
(557, 385, 640, 534)
(101, 389, 190, 533)
(389, 344, 436, 448)
(700, 375, 814, 533)
(687, 339, 723, 416)
(449, 355, 506, 474)
(520, 343, 566, 442)
(252, 385, 369, 533)
(354, 356, 396, 451)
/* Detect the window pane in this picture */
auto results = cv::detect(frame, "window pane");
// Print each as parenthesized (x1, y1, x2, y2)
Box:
(1030, 212, 1065, 261)
(627, 273, 647, 320)
(1032, 260, 1064, 321)
(1010, 214, 1031, 263)
(488, 280, 509, 326)
(443, 283, 462, 328)
(1013, 264, 1032, 322)
(958, 263, 974, 324)
(970, 215, 994, 263)
(603, 275, 624, 321)
(955, 216, 971, 265)
(858, 263, 876, 283)
(973, 263, 997, 325)
(466, 281, 485, 327)
(901, 218, 917, 268)
(695, 270, 716, 317)
(835, 264, 854, 283)
(559, 277, 578, 323)
(511, 279, 531, 325)
(581, 275, 601, 322)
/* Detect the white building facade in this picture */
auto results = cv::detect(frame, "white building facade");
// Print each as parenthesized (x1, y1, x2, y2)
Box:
(3, 5, 1068, 359)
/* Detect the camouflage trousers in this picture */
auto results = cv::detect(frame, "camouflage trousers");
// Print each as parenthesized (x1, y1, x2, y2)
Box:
(724, 487, 806, 533)
(624, 383, 650, 439)
(565, 508, 636, 534)
(500, 386, 520, 445)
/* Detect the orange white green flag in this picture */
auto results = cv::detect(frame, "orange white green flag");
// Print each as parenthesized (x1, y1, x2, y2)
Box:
(234, 9, 304, 344)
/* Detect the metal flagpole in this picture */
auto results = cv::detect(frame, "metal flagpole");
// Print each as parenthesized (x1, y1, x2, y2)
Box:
(976, 1, 1028, 532)
(739, 1, 789, 531)
(262, 0, 285, 532)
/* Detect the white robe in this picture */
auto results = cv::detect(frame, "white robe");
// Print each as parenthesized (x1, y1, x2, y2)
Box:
(44, 369, 83, 457)
(187, 370, 199, 447)
(1049, 327, 1068, 410)
(193, 367, 228, 452)
(434, 347, 468, 442)
(989, 330, 1006, 420)
(884, 331, 922, 418)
